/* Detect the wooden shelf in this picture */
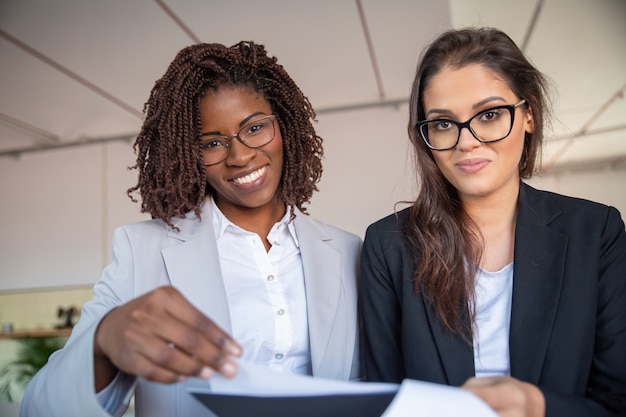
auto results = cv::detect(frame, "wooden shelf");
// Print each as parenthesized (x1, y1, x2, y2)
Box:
(0, 328, 73, 339)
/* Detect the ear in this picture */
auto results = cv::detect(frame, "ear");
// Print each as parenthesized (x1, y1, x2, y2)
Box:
(525, 106, 535, 134)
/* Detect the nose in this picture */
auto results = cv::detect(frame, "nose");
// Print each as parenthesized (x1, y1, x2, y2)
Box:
(455, 126, 480, 152)
(224, 136, 256, 166)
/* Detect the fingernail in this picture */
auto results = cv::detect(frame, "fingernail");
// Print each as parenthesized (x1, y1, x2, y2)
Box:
(220, 361, 237, 378)
(199, 367, 214, 380)
(225, 341, 242, 356)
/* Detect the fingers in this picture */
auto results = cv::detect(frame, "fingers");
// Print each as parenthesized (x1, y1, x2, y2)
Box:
(462, 377, 518, 412)
(461, 377, 545, 417)
(158, 287, 242, 358)
(94, 286, 242, 385)
(138, 306, 239, 378)
(118, 321, 204, 382)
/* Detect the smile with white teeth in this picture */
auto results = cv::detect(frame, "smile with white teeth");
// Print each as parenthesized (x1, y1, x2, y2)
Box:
(231, 166, 268, 185)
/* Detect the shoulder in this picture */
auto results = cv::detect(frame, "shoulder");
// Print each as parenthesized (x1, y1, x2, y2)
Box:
(520, 183, 624, 229)
(365, 207, 410, 238)
(319, 218, 361, 242)
(361, 207, 412, 262)
(117, 202, 208, 240)
(521, 182, 610, 211)
(114, 217, 169, 243)
(295, 211, 361, 245)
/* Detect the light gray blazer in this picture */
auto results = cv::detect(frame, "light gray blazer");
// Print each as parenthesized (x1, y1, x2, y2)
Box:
(21, 200, 361, 417)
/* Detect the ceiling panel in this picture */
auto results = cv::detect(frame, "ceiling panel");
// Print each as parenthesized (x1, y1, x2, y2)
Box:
(0, 0, 624, 172)
(171, 0, 379, 107)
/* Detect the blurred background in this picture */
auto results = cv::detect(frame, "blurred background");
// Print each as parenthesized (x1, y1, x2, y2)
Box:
(0, 0, 625, 409)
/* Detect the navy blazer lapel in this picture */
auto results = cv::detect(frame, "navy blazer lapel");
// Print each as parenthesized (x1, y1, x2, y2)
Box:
(510, 184, 567, 384)
(294, 213, 349, 379)
(161, 201, 233, 333)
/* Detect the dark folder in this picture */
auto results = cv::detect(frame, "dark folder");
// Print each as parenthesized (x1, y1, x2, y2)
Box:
(191, 391, 396, 417)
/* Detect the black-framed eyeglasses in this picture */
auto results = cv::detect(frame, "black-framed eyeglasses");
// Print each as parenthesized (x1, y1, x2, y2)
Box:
(416, 99, 526, 151)
(199, 115, 277, 166)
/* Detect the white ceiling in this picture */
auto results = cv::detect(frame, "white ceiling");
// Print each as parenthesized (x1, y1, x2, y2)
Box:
(1, 0, 625, 173)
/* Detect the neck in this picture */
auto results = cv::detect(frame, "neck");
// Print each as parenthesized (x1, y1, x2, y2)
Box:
(215, 196, 287, 242)
(462, 183, 520, 272)
(463, 187, 518, 230)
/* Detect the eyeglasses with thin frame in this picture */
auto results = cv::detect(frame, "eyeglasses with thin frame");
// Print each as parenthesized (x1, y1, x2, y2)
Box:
(199, 115, 277, 166)
(416, 99, 526, 151)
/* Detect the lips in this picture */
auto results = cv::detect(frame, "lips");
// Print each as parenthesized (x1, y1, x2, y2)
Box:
(456, 158, 490, 174)
(230, 165, 268, 185)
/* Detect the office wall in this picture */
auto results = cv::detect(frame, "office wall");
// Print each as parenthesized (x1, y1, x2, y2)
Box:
(1, 105, 625, 291)
(0, 140, 147, 291)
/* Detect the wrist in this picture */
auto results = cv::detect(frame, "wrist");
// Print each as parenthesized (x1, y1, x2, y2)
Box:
(93, 316, 118, 391)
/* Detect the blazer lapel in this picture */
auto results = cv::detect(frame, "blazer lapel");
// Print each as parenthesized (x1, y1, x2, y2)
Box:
(161, 202, 232, 334)
(509, 184, 567, 383)
(295, 214, 349, 379)
(423, 297, 475, 385)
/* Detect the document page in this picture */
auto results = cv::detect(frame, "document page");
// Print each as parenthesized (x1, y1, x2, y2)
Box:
(204, 359, 398, 396)
(381, 379, 497, 417)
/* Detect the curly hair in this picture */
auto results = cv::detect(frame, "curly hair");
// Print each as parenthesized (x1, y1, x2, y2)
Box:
(405, 27, 551, 338)
(127, 41, 323, 227)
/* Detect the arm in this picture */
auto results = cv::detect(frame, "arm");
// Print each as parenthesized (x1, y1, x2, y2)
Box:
(359, 221, 406, 383)
(21, 226, 136, 417)
(542, 206, 626, 417)
(21, 226, 241, 417)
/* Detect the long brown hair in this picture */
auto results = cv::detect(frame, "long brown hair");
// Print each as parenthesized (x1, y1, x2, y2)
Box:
(406, 27, 550, 337)
(127, 41, 323, 227)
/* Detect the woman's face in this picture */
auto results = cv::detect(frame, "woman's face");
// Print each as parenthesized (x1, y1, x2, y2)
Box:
(422, 63, 534, 203)
(199, 85, 284, 219)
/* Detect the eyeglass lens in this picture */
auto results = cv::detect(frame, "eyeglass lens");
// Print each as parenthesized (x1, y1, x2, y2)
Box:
(420, 105, 515, 150)
(200, 116, 275, 165)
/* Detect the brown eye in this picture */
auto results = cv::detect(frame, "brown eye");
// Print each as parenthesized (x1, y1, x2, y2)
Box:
(200, 138, 227, 150)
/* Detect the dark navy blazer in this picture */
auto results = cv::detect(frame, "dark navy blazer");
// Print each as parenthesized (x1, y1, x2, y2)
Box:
(360, 182, 626, 417)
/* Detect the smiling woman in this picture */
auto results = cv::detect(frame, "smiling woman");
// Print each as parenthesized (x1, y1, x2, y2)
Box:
(21, 41, 362, 417)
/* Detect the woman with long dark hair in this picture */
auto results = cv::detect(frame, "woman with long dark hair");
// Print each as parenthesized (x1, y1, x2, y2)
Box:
(360, 27, 626, 416)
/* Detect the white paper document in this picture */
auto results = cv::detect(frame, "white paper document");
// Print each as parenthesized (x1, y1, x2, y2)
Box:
(380, 379, 497, 417)
(189, 360, 497, 417)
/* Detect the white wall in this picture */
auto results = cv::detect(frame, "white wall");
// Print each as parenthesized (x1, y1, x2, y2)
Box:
(0, 141, 147, 291)
(1, 108, 625, 291)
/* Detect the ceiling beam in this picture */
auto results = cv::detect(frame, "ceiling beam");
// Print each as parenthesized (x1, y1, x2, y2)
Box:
(0, 134, 135, 158)
(0, 29, 143, 119)
(543, 83, 626, 173)
(539, 153, 626, 175)
(356, 0, 385, 99)
(0, 112, 59, 145)
(521, 0, 545, 51)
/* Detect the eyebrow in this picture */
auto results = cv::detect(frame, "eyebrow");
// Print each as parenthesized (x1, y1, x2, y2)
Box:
(200, 111, 268, 137)
(425, 96, 507, 118)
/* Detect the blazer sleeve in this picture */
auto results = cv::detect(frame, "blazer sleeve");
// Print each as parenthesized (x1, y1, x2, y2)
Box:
(21, 226, 139, 417)
(359, 218, 406, 383)
(543, 206, 626, 417)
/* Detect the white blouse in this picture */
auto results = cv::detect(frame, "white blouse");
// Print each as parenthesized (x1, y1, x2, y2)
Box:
(211, 199, 311, 376)
(473, 262, 514, 378)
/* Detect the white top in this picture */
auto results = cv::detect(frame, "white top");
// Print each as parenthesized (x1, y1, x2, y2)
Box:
(212, 199, 311, 375)
(473, 262, 513, 378)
